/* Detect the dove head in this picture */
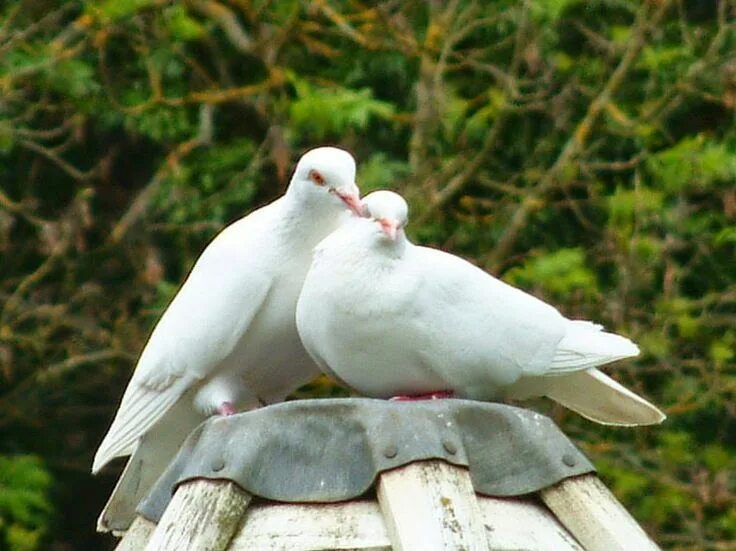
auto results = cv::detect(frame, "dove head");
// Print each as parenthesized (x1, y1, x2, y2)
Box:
(362, 190, 409, 242)
(289, 146, 362, 215)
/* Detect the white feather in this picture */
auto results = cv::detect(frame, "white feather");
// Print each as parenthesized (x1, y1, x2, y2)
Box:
(548, 319, 640, 372)
(93, 376, 194, 473)
(519, 369, 666, 426)
(96, 391, 204, 532)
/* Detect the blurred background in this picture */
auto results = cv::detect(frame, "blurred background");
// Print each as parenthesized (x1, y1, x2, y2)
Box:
(1, 0, 734, 549)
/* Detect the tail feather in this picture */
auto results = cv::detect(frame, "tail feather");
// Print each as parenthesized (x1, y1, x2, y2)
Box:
(96, 393, 205, 533)
(549, 320, 640, 373)
(544, 368, 666, 426)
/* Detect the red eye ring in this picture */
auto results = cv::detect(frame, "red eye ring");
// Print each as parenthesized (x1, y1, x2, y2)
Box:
(308, 169, 326, 186)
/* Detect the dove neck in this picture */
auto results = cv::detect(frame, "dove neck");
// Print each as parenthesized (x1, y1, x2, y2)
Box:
(376, 231, 408, 258)
(278, 191, 343, 241)
(317, 218, 408, 263)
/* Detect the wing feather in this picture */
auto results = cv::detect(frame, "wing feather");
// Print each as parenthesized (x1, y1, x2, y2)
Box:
(93, 212, 275, 472)
(97, 392, 205, 532)
(92, 377, 192, 473)
(410, 246, 566, 384)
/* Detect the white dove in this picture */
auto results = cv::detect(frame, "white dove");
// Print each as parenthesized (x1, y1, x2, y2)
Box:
(94, 146, 362, 531)
(296, 190, 665, 426)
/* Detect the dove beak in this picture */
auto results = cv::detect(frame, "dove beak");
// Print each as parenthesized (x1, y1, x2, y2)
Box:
(379, 218, 399, 241)
(335, 184, 363, 216)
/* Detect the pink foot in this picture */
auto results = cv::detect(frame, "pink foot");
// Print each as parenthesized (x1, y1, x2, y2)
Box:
(390, 390, 455, 401)
(216, 401, 237, 416)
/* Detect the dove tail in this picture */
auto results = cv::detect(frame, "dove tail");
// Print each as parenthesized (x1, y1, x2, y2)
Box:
(96, 392, 205, 532)
(544, 368, 666, 426)
(548, 320, 640, 372)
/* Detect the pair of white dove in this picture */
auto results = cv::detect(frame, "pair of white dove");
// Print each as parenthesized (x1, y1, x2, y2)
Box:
(94, 146, 664, 531)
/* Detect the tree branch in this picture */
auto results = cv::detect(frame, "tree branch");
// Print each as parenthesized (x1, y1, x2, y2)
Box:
(109, 104, 214, 243)
(487, 0, 673, 270)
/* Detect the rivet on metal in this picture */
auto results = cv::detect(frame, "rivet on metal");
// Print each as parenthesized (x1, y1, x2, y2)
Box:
(562, 453, 577, 467)
(383, 444, 398, 458)
(443, 441, 458, 455)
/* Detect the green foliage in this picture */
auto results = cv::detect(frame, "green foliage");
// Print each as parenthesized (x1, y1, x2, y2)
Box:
(357, 153, 411, 194)
(0, 456, 52, 551)
(592, 423, 736, 538)
(163, 5, 205, 42)
(646, 135, 736, 192)
(607, 187, 664, 228)
(154, 139, 259, 225)
(49, 59, 99, 99)
(530, 0, 577, 22)
(87, 0, 159, 22)
(289, 77, 395, 140)
(124, 106, 196, 143)
(0, 121, 13, 153)
(504, 248, 598, 299)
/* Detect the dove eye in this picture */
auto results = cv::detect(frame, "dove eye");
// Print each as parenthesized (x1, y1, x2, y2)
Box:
(308, 169, 326, 186)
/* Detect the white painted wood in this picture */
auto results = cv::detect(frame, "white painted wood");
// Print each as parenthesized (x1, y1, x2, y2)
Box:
(376, 460, 488, 551)
(228, 494, 582, 550)
(144, 479, 251, 551)
(115, 515, 156, 550)
(479, 496, 583, 550)
(541, 473, 660, 551)
(230, 500, 391, 551)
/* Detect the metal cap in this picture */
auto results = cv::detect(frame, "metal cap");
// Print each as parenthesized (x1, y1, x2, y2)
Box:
(138, 398, 594, 522)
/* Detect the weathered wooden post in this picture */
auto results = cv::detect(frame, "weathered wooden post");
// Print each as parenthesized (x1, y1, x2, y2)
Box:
(144, 480, 251, 550)
(106, 398, 659, 551)
(377, 461, 487, 551)
(541, 474, 659, 550)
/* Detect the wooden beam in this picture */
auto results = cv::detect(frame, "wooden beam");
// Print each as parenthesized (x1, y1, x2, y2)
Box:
(377, 460, 488, 551)
(230, 500, 390, 551)
(540, 473, 660, 551)
(115, 515, 156, 550)
(479, 496, 583, 550)
(144, 479, 252, 551)
(229, 495, 582, 550)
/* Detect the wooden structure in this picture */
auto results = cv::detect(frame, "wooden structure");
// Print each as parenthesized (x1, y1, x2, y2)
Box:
(107, 399, 660, 550)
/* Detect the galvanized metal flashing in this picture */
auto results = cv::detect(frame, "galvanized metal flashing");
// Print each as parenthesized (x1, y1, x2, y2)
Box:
(138, 398, 594, 522)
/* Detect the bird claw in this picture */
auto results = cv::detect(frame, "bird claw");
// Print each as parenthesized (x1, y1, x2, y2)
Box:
(390, 390, 455, 401)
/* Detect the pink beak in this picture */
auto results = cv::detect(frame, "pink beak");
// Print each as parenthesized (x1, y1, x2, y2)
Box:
(379, 218, 399, 240)
(335, 187, 363, 216)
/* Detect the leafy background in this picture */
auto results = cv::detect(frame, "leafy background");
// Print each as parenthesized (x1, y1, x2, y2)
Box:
(1, 0, 735, 549)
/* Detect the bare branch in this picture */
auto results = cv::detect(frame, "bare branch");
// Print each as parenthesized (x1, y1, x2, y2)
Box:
(188, 0, 254, 53)
(18, 139, 98, 182)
